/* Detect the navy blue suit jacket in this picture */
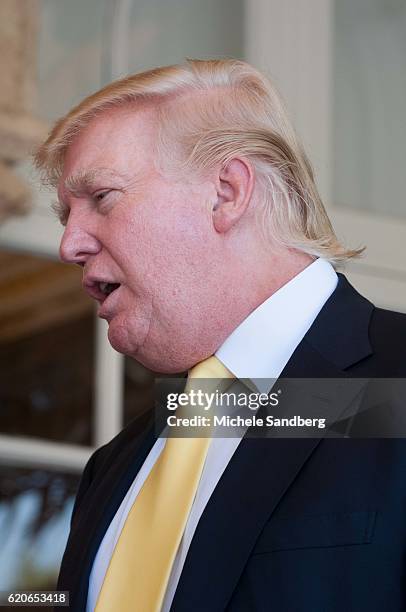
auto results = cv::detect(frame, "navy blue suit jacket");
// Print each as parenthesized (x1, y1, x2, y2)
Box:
(57, 275, 406, 611)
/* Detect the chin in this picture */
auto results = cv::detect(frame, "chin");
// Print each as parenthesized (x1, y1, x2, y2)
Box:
(106, 319, 138, 358)
(105, 320, 168, 370)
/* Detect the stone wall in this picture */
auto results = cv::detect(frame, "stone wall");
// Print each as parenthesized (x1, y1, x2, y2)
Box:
(0, 0, 47, 223)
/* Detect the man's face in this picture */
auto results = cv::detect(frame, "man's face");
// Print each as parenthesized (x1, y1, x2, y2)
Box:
(58, 106, 227, 372)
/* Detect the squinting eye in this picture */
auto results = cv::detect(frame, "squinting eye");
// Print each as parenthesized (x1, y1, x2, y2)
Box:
(94, 190, 110, 201)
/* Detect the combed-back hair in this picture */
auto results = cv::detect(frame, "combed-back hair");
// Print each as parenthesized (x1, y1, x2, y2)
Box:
(34, 58, 363, 263)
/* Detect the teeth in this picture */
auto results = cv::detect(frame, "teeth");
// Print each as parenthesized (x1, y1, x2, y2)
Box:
(99, 282, 109, 294)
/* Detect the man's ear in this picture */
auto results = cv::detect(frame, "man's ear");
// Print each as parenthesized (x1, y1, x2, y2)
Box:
(212, 158, 254, 233)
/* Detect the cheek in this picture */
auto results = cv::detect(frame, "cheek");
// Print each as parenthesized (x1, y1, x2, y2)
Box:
(147, 188, 212, 250)
(118, 196, 216, 304)
(156, 217, 215, 276)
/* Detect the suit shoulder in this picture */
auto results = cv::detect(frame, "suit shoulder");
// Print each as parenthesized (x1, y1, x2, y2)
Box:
(368, 306, 406, 374)
(370, 306, 406, 338)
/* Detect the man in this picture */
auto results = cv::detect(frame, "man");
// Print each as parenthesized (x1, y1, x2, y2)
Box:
(35, 59, 406, 611)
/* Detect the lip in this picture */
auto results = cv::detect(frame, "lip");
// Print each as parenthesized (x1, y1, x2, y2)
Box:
(82, 276, 121, 309)
(98, 287, 121, 321)
(83, 278, 106, 303)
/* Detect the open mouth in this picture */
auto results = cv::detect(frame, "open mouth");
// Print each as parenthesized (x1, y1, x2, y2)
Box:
(83, 278, 121, 303)
(98, 281, 120, 297)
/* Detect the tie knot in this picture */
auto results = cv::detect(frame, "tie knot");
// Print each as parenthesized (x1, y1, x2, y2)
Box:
(188, 355, 234, 380)
(184, 356, 235, 398)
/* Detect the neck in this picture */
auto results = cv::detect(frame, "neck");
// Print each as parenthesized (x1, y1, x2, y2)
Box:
(212, 247, 314, 351)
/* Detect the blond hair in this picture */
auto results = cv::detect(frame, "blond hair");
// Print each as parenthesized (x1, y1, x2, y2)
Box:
(34, 58, 363, 263)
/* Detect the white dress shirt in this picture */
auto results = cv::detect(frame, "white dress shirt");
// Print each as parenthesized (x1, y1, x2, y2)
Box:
(86, 258, 338, 612)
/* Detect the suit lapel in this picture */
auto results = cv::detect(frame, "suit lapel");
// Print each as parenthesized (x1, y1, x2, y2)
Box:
(59, 421, 157, 610)
(305, 273, 373, 370)
(172, 275, 374, 612)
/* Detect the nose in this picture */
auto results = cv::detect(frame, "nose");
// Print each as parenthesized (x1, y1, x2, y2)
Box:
(59, 221, 101, 265)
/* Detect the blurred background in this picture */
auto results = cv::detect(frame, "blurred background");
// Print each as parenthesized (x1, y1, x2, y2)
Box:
(0, 0, 405, 594)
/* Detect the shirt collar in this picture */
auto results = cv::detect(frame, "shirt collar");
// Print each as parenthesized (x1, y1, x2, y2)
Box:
(215, 258, 338, 393)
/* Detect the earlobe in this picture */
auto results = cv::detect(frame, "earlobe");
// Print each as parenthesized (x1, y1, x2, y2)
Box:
(212, 158, 254, 234)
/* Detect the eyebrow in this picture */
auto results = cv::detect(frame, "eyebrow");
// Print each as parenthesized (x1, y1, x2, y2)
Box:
(52, 199, 69, 226)
(63, 168, 127, 196)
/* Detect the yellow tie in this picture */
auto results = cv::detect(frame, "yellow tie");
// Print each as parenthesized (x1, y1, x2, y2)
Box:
(95, 356, 234, 612)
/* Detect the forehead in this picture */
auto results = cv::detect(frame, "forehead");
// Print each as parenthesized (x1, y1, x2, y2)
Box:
(59, 105, 159, 193)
